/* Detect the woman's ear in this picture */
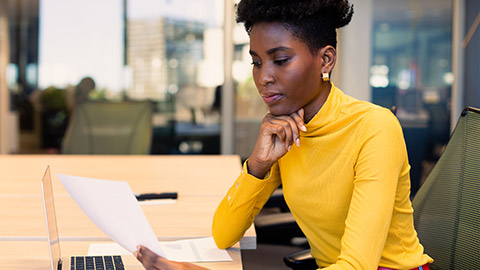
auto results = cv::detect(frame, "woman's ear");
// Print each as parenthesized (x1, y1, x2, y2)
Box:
(318, 45, 336, 74)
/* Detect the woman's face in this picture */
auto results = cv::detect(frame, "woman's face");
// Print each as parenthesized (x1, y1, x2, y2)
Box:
(249, 22, 328, 119)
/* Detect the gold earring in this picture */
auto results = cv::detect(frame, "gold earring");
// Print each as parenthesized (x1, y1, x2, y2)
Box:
(322, 72, 329, 82)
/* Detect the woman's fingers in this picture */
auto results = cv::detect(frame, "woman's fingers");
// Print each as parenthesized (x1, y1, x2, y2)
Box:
(288, 108, 306, 147)
(266, 117, 295, 150)
(292, 108, 307, 132)
(267, 110, 305, 148)
(135, 245, 208, 270)
(295, 108, 307, 132)
(135, 245, 168, 270)
(249, 109, 306, 173)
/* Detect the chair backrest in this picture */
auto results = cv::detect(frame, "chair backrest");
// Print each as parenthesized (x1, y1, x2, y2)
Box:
(413, 107, 480, 270)
(62, 101, 153, 154)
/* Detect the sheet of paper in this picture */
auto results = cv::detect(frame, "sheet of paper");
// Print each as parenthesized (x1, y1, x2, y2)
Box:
(88, 237, 232, 262)
(57, 174, 231, 262)
(160, 237, 232, 262)
(57, 174, 165, 257)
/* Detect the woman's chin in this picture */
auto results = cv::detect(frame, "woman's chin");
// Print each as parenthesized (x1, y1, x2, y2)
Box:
(268, 106, 297, 116)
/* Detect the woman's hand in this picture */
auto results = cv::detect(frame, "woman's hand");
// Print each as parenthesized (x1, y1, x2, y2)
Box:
(248, 108, 306, 178)
(134, 245, 208, 270)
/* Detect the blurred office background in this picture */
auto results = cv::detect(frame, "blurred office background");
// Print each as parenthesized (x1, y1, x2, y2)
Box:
(0, 0, 479, 195)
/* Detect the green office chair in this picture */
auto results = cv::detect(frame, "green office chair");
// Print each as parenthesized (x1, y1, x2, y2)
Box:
(413, 106, 480, 270)
(62, 101, 153, 154)
(283, 107, 480, 269)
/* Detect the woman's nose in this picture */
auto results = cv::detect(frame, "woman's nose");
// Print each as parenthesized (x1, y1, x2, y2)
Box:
(258, 66, 276, 86)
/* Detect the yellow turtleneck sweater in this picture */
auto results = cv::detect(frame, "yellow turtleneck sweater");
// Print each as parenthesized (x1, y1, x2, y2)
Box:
(212, 84, 433, 269)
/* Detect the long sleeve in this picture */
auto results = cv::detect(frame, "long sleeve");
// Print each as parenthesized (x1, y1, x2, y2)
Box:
(322, 111, 407, 270)
(212, 161, 281, 249)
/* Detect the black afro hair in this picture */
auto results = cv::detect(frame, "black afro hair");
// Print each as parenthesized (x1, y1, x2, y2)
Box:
(236, 0, 354, 52)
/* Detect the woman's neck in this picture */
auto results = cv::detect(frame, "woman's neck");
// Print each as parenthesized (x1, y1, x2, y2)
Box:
(304, 82, 331, 123)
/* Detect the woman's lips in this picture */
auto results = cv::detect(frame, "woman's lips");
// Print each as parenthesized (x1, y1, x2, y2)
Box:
(262, 94, 283, 104)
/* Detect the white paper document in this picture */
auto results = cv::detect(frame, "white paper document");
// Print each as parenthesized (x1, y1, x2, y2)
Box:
(57, 174, 231, 262)
(88, 237, 232, 262)
(159, 237, 232, 262)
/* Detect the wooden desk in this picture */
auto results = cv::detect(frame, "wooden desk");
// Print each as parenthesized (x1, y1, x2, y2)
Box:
(0, 155, 252, 269)
(0, 241, 242, 270)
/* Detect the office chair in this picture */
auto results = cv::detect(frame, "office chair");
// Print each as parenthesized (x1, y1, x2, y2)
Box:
(283, 107, 480, 269)
(412, 106, 480, 269)
(62, 101, 153, 154)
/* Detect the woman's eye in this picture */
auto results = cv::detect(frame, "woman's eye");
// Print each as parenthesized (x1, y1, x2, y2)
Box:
(251, 61, 261, 67)
(274, 58, 290, 65)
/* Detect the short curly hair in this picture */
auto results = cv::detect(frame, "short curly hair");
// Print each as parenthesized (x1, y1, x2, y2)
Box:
(236, 0, 354, 53)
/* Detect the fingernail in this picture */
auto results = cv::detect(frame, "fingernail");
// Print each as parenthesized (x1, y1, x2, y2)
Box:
(288, 145, 292, 151)
(133, 251, 138, 257)
(295, 138, 300, 147)
(300, 125, 307, 132)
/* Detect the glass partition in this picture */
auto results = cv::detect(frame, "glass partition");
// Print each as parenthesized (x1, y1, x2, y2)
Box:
(7, 0, 224, 154)
(232, 21, 268, 160)
(371, 0, 453, 194)
(126, 0, 224, 154)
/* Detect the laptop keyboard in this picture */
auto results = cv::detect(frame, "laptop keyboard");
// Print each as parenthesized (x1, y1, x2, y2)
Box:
(71, 255, 125, 270)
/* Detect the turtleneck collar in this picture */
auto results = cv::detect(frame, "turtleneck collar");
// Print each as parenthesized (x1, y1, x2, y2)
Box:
(302, 82, 342, 136)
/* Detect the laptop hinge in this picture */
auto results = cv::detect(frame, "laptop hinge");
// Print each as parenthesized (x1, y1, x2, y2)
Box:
(57, 259, 63, 270)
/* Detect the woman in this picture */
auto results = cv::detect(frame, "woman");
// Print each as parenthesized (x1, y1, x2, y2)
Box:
(136, 0, 433, 269)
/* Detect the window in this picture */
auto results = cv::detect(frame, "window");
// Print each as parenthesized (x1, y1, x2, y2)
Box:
(9, 0, 225, 154)
(371, 0, 453, 194)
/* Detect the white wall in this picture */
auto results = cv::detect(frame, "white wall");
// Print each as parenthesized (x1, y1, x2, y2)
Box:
(333, 0, 373, 102)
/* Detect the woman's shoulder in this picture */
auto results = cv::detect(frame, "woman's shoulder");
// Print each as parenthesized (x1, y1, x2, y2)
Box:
(331, 85, 398, 127)
(339, 94, 394, 119)
(337, 98, 399, 132)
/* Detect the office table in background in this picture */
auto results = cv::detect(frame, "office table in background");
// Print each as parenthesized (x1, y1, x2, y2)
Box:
(0, 155, 252, 269)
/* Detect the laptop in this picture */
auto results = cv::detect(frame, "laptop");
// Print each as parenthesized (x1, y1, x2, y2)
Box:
(41, 166, 126, 270)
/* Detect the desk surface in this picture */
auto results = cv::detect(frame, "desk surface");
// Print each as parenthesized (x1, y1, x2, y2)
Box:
(1, 241, 242, 270)
(0, 155, 250, 269)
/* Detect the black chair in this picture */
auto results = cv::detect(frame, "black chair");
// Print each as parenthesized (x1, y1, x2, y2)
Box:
(282, 107, 480, 269)
(283, 249, 317, 270)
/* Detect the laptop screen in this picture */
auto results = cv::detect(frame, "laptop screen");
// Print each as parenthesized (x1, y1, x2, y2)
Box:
(41, 166, 63, 270)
